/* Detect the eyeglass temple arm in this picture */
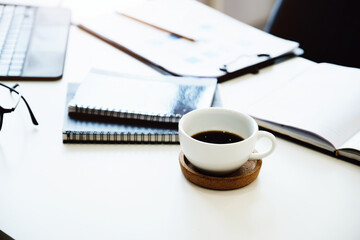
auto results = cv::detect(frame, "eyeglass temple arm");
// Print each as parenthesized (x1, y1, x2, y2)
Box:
(1, 83, 39, 126)
(20, 95, 39, 125)
(11, 84, 39, 126)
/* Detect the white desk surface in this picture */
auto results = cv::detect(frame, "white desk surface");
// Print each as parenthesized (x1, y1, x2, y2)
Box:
(1, 13, 360, 240)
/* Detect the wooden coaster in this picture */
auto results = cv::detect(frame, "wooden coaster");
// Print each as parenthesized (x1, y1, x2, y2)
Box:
(179, 151, 262, 190)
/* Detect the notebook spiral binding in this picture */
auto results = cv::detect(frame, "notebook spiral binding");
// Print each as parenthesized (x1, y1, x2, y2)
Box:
(64, 131, 179, 143)
(74, 105, 182, 123)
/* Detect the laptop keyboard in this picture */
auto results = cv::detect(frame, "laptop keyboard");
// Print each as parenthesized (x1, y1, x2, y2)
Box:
(0, 4, 36, 77)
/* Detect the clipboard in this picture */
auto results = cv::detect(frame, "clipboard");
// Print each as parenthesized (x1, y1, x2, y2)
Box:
(78, 0, 301, 82)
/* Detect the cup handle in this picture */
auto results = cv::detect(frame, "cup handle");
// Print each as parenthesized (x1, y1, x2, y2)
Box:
(249, 131, 276, 160)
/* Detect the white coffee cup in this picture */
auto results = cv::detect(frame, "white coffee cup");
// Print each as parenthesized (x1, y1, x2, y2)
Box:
(178, 107, 276, 175)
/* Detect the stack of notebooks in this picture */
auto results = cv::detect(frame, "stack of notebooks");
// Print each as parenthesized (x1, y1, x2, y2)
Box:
(62, 69, 217, 144)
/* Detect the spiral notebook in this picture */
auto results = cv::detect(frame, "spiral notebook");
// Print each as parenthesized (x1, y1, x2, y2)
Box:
(63, 83, 179, 144)
(68, 69, 217, 123)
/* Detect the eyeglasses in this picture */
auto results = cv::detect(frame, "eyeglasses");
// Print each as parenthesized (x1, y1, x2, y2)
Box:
(0, 82, 38, 131)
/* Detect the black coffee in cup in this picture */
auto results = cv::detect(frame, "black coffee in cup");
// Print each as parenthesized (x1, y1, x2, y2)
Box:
(191, 130, 244, 144)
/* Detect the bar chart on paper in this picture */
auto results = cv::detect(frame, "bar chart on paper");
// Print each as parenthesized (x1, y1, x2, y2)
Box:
(78, 0, 299, 79)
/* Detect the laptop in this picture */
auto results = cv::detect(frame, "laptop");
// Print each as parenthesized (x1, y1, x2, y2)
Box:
(0, 3, 71, 80)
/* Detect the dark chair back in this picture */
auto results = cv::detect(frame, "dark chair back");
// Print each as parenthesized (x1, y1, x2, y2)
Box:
(265, 0, 360, 68)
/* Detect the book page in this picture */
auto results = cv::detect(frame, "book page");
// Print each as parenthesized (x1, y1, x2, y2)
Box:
(248, 63, 360, 149)
(339, 131, 360, 151)
(336, 130, 360, 161)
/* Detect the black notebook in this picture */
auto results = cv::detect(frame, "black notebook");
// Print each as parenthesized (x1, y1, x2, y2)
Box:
(63, 83, 180, 144)
(68, 69, 217, 123)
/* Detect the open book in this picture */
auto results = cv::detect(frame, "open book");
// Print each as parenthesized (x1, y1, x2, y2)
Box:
(244, 63, 360, 161)
(77, 0, 299, 82)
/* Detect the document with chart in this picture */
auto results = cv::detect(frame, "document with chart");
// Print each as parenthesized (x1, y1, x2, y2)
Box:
(78, 0, 300, 81)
